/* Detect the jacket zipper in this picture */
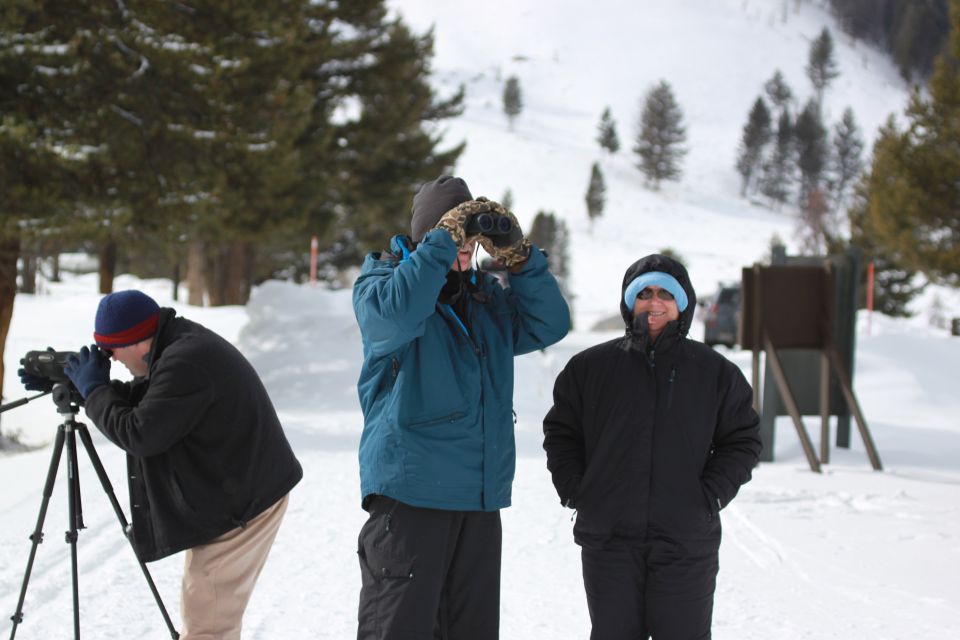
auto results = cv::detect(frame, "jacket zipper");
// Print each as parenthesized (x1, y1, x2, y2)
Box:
(405, 411, 466, 429)
(667, 366, 677, 409)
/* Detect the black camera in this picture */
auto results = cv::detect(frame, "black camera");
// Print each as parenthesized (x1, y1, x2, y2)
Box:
(465, 213, 513, 237)
(21, 350, 78, 384)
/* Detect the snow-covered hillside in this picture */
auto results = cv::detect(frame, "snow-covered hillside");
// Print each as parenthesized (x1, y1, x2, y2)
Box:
(386, 0, 923, 328)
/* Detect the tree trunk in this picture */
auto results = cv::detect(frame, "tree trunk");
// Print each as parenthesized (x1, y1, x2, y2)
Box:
(172, 260, 181, 302)
(224, 240, 253, 305)
(207, 246, 227, 307)
(98, 240, 117, 294)
(51, 253, 61, 282)
(0, 236, 20, 412)
(20, 254, 37, 294)
(186, 240, 206, 306)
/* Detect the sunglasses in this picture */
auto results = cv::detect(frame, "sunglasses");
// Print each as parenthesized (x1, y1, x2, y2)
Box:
(638, 287, 675, 302)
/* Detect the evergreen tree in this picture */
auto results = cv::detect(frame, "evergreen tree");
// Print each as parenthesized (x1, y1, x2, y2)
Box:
(320, 14, 465, 263)
(807, 27, 841, 107)
(735, 97, 773, 196)
(828, 0, 949, 81)
(500, 188, 514, 211)
(585, 162, 606, 227)
(764, 69, 794, 114)
(0, 1, 466, 306)
(633, 80, 687, 189)
(658, 247, 687, 265)
(503, 75, 523, 130)
(861, 1, 960, 286)
(840, 191, 925, 316)
(597, 107, 620, 154)
(528, 210, 573, 324)
(759, 110, 796, 205)
(828, 107, 865, 210)
(794, 99, 828, 203)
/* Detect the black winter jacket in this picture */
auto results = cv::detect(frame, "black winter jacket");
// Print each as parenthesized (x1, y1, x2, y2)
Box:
(84, 309, 302, 562)
(543, 255, 761, 548)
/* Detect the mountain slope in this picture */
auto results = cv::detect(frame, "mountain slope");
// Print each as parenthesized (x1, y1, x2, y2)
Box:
(388, 0, 911, 327)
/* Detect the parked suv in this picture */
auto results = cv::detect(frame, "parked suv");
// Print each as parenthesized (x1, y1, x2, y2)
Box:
(703, 284, 741, 348)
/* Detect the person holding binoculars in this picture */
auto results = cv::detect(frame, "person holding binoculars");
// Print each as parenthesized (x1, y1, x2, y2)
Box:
(352, 175, 570, 639)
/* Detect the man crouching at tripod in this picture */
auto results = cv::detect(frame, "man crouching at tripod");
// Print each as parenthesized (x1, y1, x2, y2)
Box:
(51, 289, 301, 639)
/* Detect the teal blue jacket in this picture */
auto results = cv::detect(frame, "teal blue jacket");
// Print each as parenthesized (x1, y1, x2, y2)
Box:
(353, 229, 570, 511)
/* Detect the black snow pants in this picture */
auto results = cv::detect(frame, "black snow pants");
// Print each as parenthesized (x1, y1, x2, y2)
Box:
(581, 538, 719, 640)
(357, 496, 502, 640)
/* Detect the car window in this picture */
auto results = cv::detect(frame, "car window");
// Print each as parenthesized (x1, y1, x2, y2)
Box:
(717, 288, 739, 304)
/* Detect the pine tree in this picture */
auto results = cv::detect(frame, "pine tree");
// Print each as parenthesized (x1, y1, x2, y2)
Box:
(597, 107, 620, 154)
(503, 75, 523, 130)
(528, 211, 573, 324)
(764, 69, 794, 114)
(828, 0, 949, 81)
(828, 107, 865, 210)
(585, 162, 606, 227)
(500, 188, 514, 211)
(319, 13, 465, 264)
(633, 80, 687, 188)
(759, 110, 796, 205)
(807, 27, 841, 108)
(861, 1, 960, 286)
(658, 247, 687, 265)
(794, 99, 828, 203)
(735, 97, 773, 196)
(841, 191, 925, 316)
(0, 1, 466, 305)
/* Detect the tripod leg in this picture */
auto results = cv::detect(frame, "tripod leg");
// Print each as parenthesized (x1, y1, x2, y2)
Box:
(76, 423, 180, 639)
(8, 424, 66, 640)
(64, 422, 82, 640)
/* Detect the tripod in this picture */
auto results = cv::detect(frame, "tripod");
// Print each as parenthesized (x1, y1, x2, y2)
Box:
(5, 384, 179, 639)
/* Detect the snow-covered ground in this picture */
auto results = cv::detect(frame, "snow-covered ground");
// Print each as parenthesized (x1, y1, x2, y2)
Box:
(2, 0, 959, 638)
(1, 275, 958, 639)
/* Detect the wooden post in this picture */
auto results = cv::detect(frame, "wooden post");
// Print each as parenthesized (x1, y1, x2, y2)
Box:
(751, 265, 763, 413)
(763, 333, 821, 473)
(820, 352, 830, 464)
(827, 347, 883, 471)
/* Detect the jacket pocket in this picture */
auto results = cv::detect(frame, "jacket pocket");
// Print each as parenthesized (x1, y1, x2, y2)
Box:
(357, 509, 416, 582)
(403, 410, 466, 429)
(701, 484, 720, 520)
(359, 543, 415, 581)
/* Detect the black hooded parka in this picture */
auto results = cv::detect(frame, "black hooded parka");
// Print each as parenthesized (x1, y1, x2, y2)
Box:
(543, 254, 761, 549)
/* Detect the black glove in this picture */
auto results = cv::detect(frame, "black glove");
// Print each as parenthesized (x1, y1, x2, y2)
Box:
(18, 346, 56, 392)
(64, 345, 112, 399)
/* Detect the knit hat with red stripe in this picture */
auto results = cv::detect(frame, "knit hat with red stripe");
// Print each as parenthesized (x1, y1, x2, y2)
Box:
(94, 290, 160, 349)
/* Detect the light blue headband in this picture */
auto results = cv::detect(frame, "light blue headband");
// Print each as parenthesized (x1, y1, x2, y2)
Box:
(623, 271, 688, 312)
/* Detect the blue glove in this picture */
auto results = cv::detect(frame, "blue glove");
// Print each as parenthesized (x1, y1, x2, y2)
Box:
(18, 346, 56, 392)
(64, 345, 112, 399)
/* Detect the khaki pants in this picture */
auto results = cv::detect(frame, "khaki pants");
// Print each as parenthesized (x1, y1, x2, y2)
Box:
(180, 494, 289, 640)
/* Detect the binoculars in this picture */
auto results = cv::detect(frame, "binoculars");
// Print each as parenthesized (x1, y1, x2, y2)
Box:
(465, 213, 513, 237)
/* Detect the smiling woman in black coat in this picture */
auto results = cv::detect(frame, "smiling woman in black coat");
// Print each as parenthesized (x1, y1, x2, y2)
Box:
(543, 254, 762, 640)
